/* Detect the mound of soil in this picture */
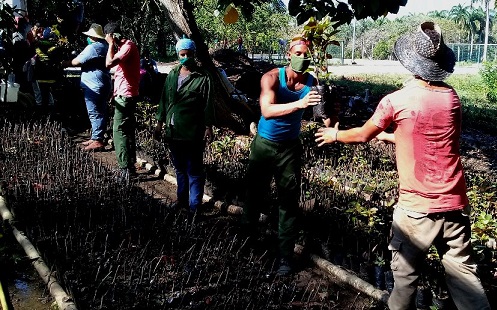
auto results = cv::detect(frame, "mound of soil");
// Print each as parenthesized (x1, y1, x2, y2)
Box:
(211, 49, 277, 100)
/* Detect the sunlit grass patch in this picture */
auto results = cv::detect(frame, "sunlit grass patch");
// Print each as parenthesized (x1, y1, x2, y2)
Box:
(330, 73, 497, 133)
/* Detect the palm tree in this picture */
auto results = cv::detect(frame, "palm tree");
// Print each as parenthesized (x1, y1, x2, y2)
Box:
(469, 7, 486, 60)
(470, 7, 486, 43)
(427, 10, 450, 19)
(473, 0, 491, 61)
(449, 5, 471, 43)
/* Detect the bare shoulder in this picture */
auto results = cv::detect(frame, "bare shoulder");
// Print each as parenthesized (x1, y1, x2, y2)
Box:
(261, 68, 280, 87)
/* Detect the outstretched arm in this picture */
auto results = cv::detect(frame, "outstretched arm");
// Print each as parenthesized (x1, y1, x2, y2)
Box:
(61, 58, 81, 67)
(315, 118, 384, 146)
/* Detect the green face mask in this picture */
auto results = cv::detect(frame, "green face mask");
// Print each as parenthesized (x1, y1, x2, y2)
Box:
(86, 37, 93, 45)
(290, 54, 311, 73)
(179, 56, 195, 68)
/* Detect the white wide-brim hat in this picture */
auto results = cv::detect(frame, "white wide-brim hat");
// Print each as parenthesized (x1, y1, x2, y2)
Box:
(82, 23, 105, 40)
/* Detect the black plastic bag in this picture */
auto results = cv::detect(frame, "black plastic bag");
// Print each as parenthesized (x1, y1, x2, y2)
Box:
(311, 85, 328, 120)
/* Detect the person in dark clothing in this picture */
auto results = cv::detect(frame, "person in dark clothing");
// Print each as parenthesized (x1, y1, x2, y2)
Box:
(153, 37, 214, 213)
(12, 16, 34, 92)
(139, 49, 160, 102)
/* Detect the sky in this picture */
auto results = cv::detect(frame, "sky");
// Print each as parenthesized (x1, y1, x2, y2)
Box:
(395, 0, 473, 17)
(281, 0, 479, 17)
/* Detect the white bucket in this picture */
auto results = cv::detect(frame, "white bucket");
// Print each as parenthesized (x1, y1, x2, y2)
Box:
(0, 82, 20, 102)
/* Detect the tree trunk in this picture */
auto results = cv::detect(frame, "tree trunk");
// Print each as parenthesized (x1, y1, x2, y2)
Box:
(158, 0, 257, 134)
(483, 0, 490, 62)
(470, 32, 474, 61)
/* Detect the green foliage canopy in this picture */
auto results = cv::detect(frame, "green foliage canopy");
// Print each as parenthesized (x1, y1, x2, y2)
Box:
(216, 0, 286, 19)
(288, 0, 408, 26)
(193, 0, 296, 53)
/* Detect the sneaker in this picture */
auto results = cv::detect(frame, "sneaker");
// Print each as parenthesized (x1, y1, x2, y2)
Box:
(83, 140, 105, 151)
(277, 257, 294, 276)
(249, 122, 258, 136)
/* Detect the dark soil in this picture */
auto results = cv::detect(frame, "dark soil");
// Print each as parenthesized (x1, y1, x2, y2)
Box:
(2, 122, 382, 310)
(73, 131, 383, 310)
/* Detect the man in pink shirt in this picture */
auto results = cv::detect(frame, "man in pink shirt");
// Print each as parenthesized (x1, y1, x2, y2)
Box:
(104, 22, 140, 180)
(315, 22, 490, 310)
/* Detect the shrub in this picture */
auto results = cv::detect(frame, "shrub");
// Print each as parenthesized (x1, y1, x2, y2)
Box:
(372, 40, 390, 60)
(479, 61, 497, 102)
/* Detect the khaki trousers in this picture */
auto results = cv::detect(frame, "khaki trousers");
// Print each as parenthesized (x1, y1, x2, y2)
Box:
(387, 206, 490, 310)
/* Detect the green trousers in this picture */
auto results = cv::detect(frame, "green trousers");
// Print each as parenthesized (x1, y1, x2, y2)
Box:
(243, 134, 302, 258)
(113, 95, 137, 169)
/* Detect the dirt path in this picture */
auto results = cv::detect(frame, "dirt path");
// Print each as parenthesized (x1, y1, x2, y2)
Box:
(72, 132, 178, 202)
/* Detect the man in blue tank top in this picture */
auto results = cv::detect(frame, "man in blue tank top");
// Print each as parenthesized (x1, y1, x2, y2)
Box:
(243, 38, 335, 276)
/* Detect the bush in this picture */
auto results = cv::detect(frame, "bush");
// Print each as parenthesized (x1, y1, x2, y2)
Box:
(372, 40, 390, 60)
(479, 61, 497, 102)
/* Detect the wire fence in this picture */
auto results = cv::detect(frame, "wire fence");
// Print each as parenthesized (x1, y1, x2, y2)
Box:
(448, 43, 497, 63)
(183, 42, 497, 65)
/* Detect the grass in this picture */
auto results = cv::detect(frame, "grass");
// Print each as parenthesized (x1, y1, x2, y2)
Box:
(448, 75, 497, 132)
(330, 73, 497, 134)
(332, 73, 407, 98)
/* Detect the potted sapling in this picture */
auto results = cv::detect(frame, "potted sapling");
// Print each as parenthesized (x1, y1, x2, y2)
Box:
(300, 15, 340, 122)
(373, 253, 386, 290)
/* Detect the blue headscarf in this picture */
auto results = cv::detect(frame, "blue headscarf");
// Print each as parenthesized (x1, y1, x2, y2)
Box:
(175, 37, 196, 53)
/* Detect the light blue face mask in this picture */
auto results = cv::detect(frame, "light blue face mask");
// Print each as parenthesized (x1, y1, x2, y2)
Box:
(86, 37, 93, 45)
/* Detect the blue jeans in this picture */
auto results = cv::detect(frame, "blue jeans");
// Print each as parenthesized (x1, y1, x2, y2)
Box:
(168, 140, 205, 211)
(84, 86, 110, 141)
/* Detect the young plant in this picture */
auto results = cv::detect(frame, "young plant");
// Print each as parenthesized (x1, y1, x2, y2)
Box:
(293, 16, 342, 120)
(300, 15, 340, 83)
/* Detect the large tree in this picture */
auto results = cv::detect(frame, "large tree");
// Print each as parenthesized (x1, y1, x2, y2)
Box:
(472, 0, 493, 61)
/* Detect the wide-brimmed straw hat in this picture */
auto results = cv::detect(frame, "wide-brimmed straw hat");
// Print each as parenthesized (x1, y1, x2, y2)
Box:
(394, 22, 455, 81)
(82, 23, 105, 40)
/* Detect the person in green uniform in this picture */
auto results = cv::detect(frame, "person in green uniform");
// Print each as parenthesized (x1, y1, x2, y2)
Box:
(154, 37, 214, 213)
